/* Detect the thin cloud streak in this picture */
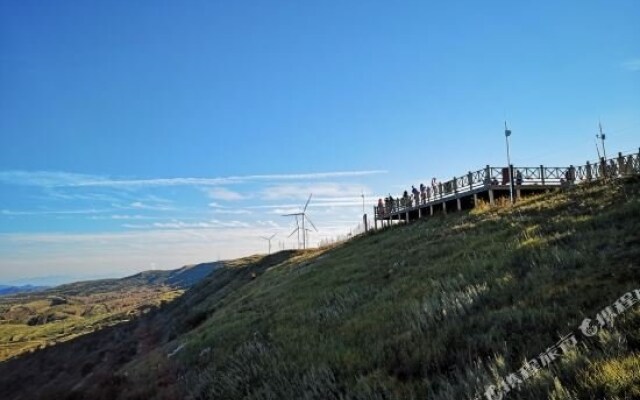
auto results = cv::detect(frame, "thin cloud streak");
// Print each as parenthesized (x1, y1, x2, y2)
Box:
(0, 170, 387, 188)
(1, 208, 112, 216)
(207, 187, 245, 201)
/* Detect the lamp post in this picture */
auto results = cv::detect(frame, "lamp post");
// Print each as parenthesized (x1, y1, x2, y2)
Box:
(505, 121, 514, 204)
(597, 121, 607, 180)
(597, 121, 607, 160)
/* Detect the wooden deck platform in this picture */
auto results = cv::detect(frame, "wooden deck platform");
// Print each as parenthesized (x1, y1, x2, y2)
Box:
(373, 150, 640, 229)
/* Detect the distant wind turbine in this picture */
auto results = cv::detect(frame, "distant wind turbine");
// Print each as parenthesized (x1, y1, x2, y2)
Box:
(282, 194, 318, 250)
(260, 233, 277, 255)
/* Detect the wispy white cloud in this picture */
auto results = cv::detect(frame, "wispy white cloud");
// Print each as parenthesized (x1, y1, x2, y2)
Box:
(271, 207, 302, 215)
(0, 212, 363, 282)
(88, 214, 156, 221)
(253, 197, 373, 212)
(0, 169, 386, 188)
(206, 187, 245, 201)
(0, 171, 99, 187)
(262, 183, 371, 200)
(0, 169, 381, 282)
(1, 208, 111, 216)
(212, 209, 252, 215)
(42, 188, 123, 203)
(123, 219, 251, 230)
(128, 201, 173, 211)
(622, 58, 640, 71)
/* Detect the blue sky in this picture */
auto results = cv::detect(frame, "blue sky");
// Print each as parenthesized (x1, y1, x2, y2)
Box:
(1, 1, 639, 284)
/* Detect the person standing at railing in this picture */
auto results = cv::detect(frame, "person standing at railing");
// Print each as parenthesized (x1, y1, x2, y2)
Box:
(377, 198, 384, 216)
(411, 186, 420, 206)
(402, 190, 409, 208)
(516, 170, 523, 186)
(565, 166, 576, 184)
(431, 178, 437, 197)
(420, 183, 426, 204)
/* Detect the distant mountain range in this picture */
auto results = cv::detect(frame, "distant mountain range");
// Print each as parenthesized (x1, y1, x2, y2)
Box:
(0, 284, 50, 296)
(47, 261, 222, 296)
(1, 262, 221, 298)
(0, 260, 223, 362)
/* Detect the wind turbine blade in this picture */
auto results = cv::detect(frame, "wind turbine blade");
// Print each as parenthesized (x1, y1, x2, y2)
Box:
(305, 215, 319, 232)
(269, 233, 277, 240)
(260, 236, 269, 240)
(288, 228, 298, 238)
(282, 213, 302, 217)
(303, 193, 313, 212)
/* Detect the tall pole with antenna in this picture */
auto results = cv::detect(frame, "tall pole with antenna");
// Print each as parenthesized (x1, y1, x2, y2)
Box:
(597, 121, 607, 161)
(504, 121, 514, 204)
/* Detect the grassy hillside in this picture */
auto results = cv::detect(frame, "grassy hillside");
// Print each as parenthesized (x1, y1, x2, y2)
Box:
(1, 177, 639, 400)
(0, 262, 219, 362)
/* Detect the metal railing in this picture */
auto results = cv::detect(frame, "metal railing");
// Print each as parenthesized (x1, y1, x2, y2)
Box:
(375, 149, 640, 219)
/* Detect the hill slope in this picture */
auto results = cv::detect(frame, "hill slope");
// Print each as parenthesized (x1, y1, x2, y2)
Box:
(0, 261, 220, 363)
(50, 261, 221, 295)
(1, 178, 639, 400)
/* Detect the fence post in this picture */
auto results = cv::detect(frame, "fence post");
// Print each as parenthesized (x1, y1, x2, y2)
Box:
(540, 165, 545, 185)
(373, 207, 378, 230)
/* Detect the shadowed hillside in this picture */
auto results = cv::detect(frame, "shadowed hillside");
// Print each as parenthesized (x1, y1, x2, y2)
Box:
(1, 178, 639, 399)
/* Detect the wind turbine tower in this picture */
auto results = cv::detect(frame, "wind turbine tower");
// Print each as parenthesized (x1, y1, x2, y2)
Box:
(260, 233, 277, 255)
(282, 194, 318, 249)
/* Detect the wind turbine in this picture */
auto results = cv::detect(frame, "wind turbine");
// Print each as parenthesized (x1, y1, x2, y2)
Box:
(260, 233, 277, 255)
(288, 216, 301, 249)
(282, 194, 318, 250)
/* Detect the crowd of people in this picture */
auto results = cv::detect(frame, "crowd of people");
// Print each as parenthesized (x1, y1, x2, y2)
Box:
(377, 178, 443, 216)
(375, 170, 534, 216)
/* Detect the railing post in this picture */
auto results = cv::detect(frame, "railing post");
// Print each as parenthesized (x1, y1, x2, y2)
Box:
(453, 177, 458, 194)
(586, 161, 592, 181)
(439, 182, 443, 199)
(540, 165, 545, 185)
(468, 171, 473, 190)
(373, 206, 378, 230)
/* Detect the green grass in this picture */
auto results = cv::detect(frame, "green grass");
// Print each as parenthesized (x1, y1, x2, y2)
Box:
(119, 177, 637, 400)
(1, 177, 639, 400)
